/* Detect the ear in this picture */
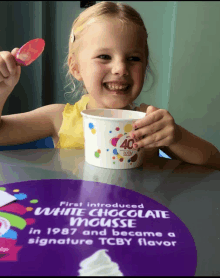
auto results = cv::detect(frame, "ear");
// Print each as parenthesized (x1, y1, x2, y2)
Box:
(68, 54, 83, 81)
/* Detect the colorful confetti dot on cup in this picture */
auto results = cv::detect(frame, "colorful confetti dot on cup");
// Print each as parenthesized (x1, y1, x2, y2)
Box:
(89, 123, 94, 129)
(124, 124, 133, 133)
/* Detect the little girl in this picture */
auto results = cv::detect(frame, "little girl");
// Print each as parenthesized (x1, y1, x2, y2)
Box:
(0, 2, 219, 169)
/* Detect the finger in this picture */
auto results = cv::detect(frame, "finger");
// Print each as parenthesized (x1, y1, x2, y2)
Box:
(132, 118, 165, 140)
(0, 56, 10, 78)
(130, 118, 164, 141)
(133, 109, 163, 130)
(8, 49, 20, 75)
(11, 48, 20, 56)
(133, 132, 168, 149)
(135, 124, 168, 146)
(146, 105, 158, 115)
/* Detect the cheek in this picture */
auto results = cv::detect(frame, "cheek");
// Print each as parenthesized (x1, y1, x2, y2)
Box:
(93, 64, 108, 86)
(133, 65, 145, 84)
(92, 62, 106, 73)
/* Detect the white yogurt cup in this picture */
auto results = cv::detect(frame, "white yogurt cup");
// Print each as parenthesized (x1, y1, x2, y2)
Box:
(81, 108, 146, 169)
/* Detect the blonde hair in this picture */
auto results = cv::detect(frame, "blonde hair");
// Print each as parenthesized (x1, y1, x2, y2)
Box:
(62, 1, 156, 104)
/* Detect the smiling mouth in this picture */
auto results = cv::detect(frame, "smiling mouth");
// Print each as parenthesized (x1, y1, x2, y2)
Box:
(103, 83, 130, 94)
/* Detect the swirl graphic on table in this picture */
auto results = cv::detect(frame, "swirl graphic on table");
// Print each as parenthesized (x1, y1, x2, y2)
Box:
(0, 188, 37, 261)
(78, 249, 123, 276)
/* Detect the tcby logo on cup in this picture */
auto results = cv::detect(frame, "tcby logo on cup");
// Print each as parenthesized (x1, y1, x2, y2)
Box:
(81, 108, 146, 169)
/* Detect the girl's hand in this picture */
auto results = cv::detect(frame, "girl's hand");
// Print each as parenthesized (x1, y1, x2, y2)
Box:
(130, 104, 178, 149)
(0, 48, 21, 96)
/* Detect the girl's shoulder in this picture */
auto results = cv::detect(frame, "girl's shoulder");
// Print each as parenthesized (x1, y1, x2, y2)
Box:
(47, 104, 66, 145)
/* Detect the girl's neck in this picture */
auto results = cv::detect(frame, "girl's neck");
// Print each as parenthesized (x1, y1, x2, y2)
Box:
(85, 93, 135, 111)
(86, 103, 134, 110)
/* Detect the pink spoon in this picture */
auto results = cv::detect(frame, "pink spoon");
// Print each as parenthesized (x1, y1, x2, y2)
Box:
(14, 38, 45, 66)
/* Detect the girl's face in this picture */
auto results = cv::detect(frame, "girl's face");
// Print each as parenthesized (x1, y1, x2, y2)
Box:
(72, 18, 147, 110)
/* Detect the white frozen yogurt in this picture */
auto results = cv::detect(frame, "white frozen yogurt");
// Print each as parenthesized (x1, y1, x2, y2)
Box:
(78, 249, 123, 276)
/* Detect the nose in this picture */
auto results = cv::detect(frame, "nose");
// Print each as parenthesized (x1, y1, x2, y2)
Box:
(111, 60, 129, 76)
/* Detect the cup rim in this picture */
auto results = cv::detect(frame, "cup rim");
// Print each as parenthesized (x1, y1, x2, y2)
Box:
(81, 108, 146, 122)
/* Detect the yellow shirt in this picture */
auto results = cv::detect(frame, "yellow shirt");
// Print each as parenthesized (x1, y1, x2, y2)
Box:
(55, 94, 90, 149)
(55, 94, 138, 150)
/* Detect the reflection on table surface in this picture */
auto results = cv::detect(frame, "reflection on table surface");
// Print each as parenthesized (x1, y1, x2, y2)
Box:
(0, 149, 219, 275)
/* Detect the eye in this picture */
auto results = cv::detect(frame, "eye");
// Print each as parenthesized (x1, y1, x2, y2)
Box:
(98, 55, 110, 60)
(98, 55, 140, 61)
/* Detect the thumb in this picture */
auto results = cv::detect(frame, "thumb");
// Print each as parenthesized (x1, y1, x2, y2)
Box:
(146, 105, 158, 115)
(11, 48, 21, 76)
(11, 47, 20, 57)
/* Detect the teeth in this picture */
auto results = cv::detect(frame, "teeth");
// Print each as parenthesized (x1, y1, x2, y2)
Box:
(105, 83, 128, 90)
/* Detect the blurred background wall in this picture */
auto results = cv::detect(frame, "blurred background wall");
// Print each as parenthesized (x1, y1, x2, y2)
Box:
(0, 1, 219, 150)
